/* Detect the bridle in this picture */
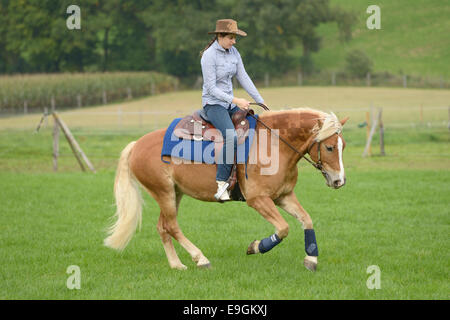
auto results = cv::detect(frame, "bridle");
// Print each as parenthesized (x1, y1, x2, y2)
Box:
(306, 140, 324, 172)
(248, 103, 334, 174)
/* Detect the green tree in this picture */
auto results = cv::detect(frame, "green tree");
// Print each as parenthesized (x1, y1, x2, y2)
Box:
(0, 0, 99, 73)
(107, 0, 154, 71)
(138, 0, 223, 77)
(231, 0, 355, 76)
(0, 0, 355, 77)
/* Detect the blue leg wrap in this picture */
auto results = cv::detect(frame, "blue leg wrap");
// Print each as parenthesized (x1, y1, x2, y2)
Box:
(304, 229, 319, 256)
(258, 233, 282, 254)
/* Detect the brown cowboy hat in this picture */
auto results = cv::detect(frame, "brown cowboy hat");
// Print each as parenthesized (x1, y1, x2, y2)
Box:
(208, 19, 247, 37)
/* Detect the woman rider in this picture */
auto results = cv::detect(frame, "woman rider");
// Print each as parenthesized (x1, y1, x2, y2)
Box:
(200, 19, 265, 201)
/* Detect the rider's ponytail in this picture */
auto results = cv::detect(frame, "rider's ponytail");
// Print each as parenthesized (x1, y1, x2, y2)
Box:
(199, 35, 218, 57)
(199, 33, 229, 57)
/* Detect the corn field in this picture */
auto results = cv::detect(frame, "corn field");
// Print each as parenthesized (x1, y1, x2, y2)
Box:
(0, 72, 179, 115)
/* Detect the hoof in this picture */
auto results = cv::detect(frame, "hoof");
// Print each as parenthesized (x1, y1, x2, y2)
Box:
(246, 240, 260, 255)
(304, 256, 317, 272)
(196, 256, 211, 268)
(172, 264, 188, 271)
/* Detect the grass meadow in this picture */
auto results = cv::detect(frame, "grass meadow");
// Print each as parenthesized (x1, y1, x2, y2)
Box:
(315, 0, 450, 78)
(0, 87, 449, 299)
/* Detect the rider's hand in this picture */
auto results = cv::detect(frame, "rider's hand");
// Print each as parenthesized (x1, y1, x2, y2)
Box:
(233, 97, 250, 110)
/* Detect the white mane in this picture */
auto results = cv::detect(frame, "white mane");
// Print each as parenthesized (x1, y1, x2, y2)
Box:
(312, 111, 343, 142)
(264, 108, 342, 142)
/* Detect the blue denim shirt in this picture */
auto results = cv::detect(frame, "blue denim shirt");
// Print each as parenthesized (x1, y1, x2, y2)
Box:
(201, 40, 264, 109)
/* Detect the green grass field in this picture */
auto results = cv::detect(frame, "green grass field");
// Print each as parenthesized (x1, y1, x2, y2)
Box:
(312, 0, 450, 77)
(0, 87, 449, 299)
(0, 168, 448, 299)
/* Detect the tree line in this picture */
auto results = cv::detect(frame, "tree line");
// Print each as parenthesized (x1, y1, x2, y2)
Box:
(0, 0, 355, 79)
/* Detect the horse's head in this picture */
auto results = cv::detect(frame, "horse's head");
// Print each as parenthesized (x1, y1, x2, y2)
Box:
(308, 115, 349, 189)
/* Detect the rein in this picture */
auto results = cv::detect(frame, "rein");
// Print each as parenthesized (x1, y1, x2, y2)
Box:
(248, 103, 324, 172)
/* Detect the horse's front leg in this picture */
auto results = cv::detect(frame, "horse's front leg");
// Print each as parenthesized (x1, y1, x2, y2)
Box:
(275, 191, 319, 272)
(246, 196, 289, 255)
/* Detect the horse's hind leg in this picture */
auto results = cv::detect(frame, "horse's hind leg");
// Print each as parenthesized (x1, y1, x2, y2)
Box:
(156, 189, 211, 269)
(144, 187, 185, 270)
(157, 214, 187, 270)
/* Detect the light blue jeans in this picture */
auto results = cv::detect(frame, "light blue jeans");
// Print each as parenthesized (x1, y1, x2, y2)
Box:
(203, 104, 239, 182)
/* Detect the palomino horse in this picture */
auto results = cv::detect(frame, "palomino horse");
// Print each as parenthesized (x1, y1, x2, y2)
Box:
(104, 108, 348, 271)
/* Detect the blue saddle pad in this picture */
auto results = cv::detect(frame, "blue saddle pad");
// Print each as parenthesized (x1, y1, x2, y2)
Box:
(161, 114, 258, 165)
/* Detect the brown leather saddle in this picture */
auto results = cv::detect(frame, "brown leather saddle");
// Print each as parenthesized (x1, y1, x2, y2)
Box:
(172, 108, 254, 202)
(173, 108, 254, 144)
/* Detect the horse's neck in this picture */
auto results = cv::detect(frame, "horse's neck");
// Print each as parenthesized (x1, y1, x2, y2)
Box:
(259, 111, 317, 163)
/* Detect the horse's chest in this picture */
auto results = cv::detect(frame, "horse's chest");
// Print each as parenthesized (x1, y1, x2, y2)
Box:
(275, 166, 299, 195)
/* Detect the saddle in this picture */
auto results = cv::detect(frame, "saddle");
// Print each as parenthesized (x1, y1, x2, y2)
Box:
(173, 108, 254, 144)
(172, 108, 254, 202)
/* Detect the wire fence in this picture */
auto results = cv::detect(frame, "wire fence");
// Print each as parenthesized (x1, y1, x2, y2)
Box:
(26, 105, 449, 133)
(1, 105, 448, 173)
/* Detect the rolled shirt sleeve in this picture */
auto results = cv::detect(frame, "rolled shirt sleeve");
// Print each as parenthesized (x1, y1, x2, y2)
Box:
(201, 52, 234, 105)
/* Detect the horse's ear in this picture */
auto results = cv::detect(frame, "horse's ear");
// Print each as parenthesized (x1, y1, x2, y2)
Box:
(340, 116, 349, 126)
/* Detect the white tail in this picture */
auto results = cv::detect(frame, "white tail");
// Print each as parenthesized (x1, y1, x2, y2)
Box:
(104, 141, 143, 251)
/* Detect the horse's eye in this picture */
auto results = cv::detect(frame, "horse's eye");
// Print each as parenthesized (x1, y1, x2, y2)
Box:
(326, 146, 334, 152)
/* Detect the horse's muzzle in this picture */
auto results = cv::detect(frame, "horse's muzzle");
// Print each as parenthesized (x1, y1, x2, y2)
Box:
(323, 170, 346, 189)
(332, 177, 346, 189)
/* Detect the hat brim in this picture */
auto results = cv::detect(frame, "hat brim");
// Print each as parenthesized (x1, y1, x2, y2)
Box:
(208, 30, 247, 37)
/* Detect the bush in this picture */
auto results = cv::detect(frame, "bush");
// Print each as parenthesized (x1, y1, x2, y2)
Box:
(345, 50, 373, 78)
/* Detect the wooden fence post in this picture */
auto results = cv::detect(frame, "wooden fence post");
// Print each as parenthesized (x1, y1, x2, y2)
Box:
(53, 116, 59, 171)
(448, 106, 450, 131)
(50, 96, 58, 170)
(52, 112, 96, 173)
(102, 90, 107, 104)
(365, 110, 371, 156)
(363, 109, 379, 158)
(24, 100, 28, 115)
(264, 73, 270, 87)
(403, 75, 407, 88)
(127, 87, 132, 100)
(297, 72, 303, 86)
(77, 94, 82, 108)
(379, 108, 385, 156)
(367, 72, 371, 86)
(331, 72, 336, 86)
(44, 107, 48, 127)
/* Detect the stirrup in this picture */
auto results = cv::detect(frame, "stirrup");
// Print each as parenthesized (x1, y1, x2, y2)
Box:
(214, 181, 230, 201)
